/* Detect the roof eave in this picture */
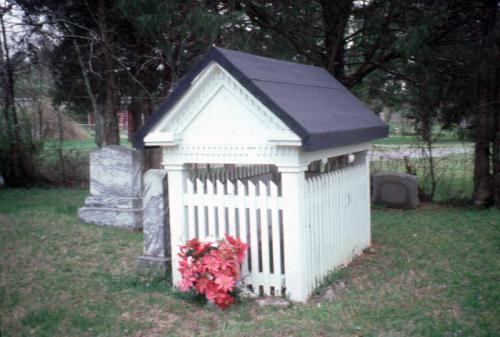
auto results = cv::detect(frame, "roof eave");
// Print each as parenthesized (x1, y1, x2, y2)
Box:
(302, 124, 389, 152)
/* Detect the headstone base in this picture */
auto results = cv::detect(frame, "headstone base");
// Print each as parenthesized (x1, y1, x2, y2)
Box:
(136, 255, 170, 272)
(84, 196, 142, 209)
(78, 206, 142, 229)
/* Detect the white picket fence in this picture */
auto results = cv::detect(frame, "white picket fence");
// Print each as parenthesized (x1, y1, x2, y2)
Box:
(303, 162, 370, 294)
(181, 160, 370, 298)
(183, 178, 285, 296)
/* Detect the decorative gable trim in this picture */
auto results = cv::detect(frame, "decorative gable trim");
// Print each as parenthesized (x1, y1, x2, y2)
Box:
(144, 62, 300, 148)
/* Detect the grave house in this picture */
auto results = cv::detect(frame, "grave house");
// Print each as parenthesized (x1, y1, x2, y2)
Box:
(134, 47, 388, 302)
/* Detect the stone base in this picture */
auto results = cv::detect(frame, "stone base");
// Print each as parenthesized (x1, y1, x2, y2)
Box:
(78, 206, 142, 229)
(136, 255, 170, 272)
(84, 196, 142, 209)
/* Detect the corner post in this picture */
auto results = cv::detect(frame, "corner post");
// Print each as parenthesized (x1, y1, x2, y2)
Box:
(278, 164, 309, 302)
(163, 163, 188, 287)
(354, 150, 371, 248)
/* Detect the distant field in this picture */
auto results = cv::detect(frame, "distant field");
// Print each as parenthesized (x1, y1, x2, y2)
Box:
(43, 137, 131, 151)
(373, 131, 470, 146)
(1, 188, 498, 337)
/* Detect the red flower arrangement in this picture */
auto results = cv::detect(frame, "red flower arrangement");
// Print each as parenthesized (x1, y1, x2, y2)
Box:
(177, 234, 248, 309)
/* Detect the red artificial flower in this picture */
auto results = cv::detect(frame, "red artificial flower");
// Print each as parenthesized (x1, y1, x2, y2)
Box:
(218, 257, 234, 271)
(214, 292, 235, 310)
(177, 234, 248, 309)
(224, 233, 249, 262)
(203, 255, 221, 273)
(214, 273, 236, 292)
(178, 277, 194, 292)
(195, 276, 210, 294)
(205, 281, 219, 302)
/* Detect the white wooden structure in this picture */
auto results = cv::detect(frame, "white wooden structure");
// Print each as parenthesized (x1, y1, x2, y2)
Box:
(137, 47, 387, 301)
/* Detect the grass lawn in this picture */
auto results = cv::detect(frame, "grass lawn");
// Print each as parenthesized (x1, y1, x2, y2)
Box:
(1, 188, 499, 337)
(39, 137, 132, 163)
(43, 137, 132, 151)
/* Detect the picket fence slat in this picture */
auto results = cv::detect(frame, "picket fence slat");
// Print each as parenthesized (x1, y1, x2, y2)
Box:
(186, 179, 196, 239)
(206, 179, 216, 237)
(237, 180, 249, 278)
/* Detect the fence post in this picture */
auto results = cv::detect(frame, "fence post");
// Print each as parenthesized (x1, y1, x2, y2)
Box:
(354, 150, 370, 248)
(278, 164, 309, 302)
(163, 163, 188, 287)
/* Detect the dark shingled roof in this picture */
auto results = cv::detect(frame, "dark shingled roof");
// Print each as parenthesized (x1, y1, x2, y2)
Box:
(133, 47, 388, 151)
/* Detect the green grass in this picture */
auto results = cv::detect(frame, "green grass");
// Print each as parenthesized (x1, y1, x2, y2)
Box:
(373, 123, 470, 146)
(39, 137, 132, 162)
(43, 137, 132, 151)
(373, 134, 470, 145)
(43, 138, 97, 150)
(1, 188, 499, 336)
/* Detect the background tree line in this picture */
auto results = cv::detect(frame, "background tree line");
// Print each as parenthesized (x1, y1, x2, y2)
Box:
(0, 0, 498, 206)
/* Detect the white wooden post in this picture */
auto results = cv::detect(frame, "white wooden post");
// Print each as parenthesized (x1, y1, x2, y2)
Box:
(164, 163, 188, 287)
(278, 164, 308, 302)
(354, 150, 370, 248)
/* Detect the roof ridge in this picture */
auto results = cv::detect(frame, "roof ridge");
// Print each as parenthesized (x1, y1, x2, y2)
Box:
(214, 47, 327, 71)
(251, 78, 348, 91)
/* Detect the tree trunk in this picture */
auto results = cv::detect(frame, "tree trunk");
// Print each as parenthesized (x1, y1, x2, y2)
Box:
(0, 9, 26, 184)
(72, 38, 101, 146)
(319, 0, 353, 81)
(473, 0, 497, 205)
(93, 104, 104, 147)
(473, 89, 493, 204)
(96, 0, 119, 147)
(426, 138, 437, 201)
(102, 62, 119, 146)
(494, 81, 500, 206)
(493, 26, 500, 207)
(128, 96, 154, 139)
(55, 105, 65, 180)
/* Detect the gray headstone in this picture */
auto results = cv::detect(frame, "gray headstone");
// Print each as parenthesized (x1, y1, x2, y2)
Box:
(372, 173, 419, 209)
(142, 169, 170, 257)
(137, 169, 170, 271)
(0, 175, 4, 188)
(78, 145, 143, 229)
(90, 145, 143, 197)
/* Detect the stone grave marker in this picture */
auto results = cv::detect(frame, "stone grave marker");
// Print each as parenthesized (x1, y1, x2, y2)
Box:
(137, 169, 170, 270)
(78, 145, 143, 229)
(372, 172, 419, 209)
